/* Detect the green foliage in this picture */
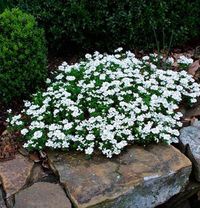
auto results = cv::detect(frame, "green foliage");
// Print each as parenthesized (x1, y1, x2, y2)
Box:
(7, 50, 200, 157)
(10, 0, 200, 53)
(0, 0, 10, 13)
(0, 8, 47, 104)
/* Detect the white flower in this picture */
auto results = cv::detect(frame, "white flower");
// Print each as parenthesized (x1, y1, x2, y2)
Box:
(151, 127, 160, 134)
(7, 109, 12, 113)
(62, 141, 70, 148)
(116, 141, 127, 149)
(127, 135, 135, 141)
(114, 47, 123, 52)
(24, 101, 31, 107)
(177, 55, 193, 65)
(23, 143, 29, 148)
(21, 128, 28, 135)
(46, 78, 51, 84)
(85, 147, 94, 155)
(166, 57, 174, 64)
(115, 54, 121, 58)
(33, 131, 43, 139)
(85, 53, 92, 59)
(99, 74, 106, 80)
(63, 122, 73, 130)
(56, 74, 64, 80)
(142, 56, 149, 61)
(86, 134, 95, 141)
(16, 120, 23, 126)
(66, 76, 76, 81)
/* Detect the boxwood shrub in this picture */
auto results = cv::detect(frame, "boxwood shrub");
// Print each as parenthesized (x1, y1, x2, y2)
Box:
(0, 0, 10, 13)
(0, 8, 47, 104)
(10, 0, 200, 52)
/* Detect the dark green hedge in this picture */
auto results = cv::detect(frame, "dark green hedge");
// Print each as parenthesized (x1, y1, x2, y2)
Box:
(0, 8, 47, 104)
(6, 0, 200, 52)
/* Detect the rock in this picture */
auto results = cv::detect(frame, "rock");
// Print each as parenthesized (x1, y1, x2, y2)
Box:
(184, 99, 200, 119)
(18, 147, 29, 157)
(14, 182, 71, 208)
(0, 202, 6, 208)
(28, 164, 58, 183)
(48, 144, 191, 208)
(6, 196, 14, 208)
(28, 164, 47, 184)
(0, 154, 34, 198)
(0, 187, 6, 208)
(0, 130, 17, 161)
(179, 121, 200, 181)
(157, 181, 200, 208)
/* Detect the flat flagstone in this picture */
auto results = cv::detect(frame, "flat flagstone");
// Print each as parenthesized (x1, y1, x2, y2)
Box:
(48, 144, 192, 208)
(180, 120, 200, 181)
(0, 154, 34, 198)
(14, 182, 71, 208)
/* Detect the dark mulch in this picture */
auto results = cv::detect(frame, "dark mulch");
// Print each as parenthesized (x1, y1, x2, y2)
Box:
(0, 130, 21, 161)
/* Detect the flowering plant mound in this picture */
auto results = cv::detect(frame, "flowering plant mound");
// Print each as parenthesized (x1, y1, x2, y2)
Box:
(7, 49, 200, 158)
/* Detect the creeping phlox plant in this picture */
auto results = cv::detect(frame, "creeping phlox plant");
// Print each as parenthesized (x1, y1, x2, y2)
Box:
(7, 48, 200, 158)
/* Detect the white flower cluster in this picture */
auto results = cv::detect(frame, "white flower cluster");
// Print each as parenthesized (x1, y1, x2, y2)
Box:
(7, 49, 200, 158)
(177, 55, 193, 65)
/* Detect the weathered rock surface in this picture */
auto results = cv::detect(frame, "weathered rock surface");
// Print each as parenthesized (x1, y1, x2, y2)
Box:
(14, 182, 71, 208)
(0, 154, 34, 198)
(184, 99, 200, 119)
(48, 144, 191, 208)
(157, 181, 200, 208)
(28, 164, 47, 184)
(180, 120, 200, 181)
(0, 187, 6, 208)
